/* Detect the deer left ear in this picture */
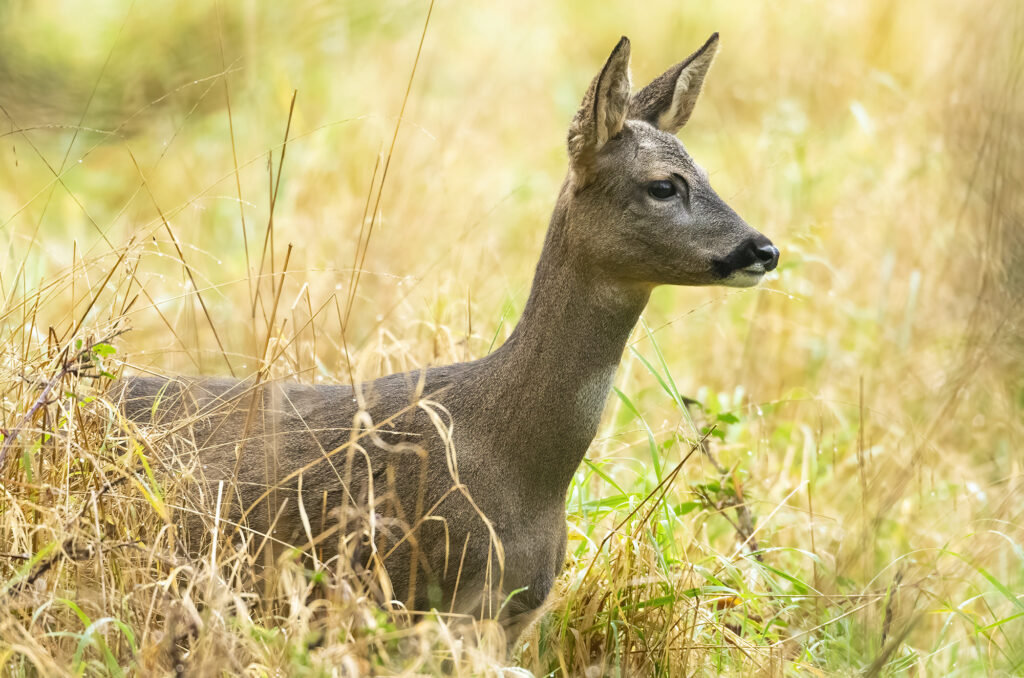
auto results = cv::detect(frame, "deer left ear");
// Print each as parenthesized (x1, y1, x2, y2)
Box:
(629, 33, 719, 135)
(568, 37, 632, 180)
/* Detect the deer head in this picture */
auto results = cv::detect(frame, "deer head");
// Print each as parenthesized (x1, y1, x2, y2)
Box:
(563, 34, 778, 288)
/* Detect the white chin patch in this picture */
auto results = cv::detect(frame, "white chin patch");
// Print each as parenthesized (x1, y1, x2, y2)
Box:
(719, 266, 765, 288)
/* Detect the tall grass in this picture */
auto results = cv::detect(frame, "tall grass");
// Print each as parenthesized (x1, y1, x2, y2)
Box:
(1, 0, 1022, 675)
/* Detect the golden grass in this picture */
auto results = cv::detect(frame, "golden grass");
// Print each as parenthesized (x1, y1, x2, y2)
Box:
(1, 0, 1022, 675)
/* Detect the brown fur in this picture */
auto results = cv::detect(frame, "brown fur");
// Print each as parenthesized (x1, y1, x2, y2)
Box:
(117, 34, 778, 644)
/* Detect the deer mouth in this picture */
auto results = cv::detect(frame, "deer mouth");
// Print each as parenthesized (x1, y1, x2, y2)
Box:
(719, 263, 767, 287)
(739, 262, 768, 276)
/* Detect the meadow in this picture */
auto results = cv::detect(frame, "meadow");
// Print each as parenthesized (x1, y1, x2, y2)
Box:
(0, 0, 1022, 675)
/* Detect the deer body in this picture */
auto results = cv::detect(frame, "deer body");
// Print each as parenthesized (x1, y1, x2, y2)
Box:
(120, 34, 778, 642)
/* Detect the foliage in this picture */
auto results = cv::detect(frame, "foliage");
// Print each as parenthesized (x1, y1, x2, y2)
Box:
(1, 0, 1022, 675)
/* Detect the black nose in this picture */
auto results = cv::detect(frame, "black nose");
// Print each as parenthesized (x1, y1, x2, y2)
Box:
(754, 243, 779, 271)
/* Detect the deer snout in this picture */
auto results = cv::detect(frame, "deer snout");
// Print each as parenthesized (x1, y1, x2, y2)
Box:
(713, 234, 780, 277)
(753, 242, 780, 272)
(732, 235, 779, 274)
(711, 234, 780, 287)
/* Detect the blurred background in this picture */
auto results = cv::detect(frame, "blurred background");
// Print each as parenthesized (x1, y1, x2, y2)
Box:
(0, 0, 1021, 673)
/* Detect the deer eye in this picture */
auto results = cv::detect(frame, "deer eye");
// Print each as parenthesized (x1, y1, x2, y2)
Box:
(647, 180, 676, 200)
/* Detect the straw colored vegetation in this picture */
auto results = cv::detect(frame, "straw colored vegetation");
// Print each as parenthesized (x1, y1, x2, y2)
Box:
(1, 0, 1022, 675)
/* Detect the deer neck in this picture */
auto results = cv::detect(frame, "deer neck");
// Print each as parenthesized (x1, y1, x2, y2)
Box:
(490, 192, 651, 496)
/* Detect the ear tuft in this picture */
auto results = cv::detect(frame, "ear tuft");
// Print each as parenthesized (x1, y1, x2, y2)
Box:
(568, 37, 633, 180)
(629, 33, 719, 135)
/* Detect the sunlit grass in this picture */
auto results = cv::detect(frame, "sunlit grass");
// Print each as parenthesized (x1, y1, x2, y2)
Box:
(1, 0, 1022, 675)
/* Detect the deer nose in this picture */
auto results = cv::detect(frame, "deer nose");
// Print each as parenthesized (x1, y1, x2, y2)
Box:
(753, 243, 779, 271)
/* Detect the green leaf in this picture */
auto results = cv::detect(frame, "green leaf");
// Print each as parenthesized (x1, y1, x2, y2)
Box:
(613, 387, 661, 480)
(627, 594, 677, 611)
(91, 343, 116, 357)
(673, 501, 702, 516)
(979, 611, 1024, 631)
(580, 458, 627, 496)
(940, 549, 1024, 613)
(716, 411, 740, 424)
(752, 561, 811, 595)
(582, 494, 635, 512)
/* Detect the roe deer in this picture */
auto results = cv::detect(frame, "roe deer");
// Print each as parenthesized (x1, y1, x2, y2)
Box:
(119, 33, 778, 643)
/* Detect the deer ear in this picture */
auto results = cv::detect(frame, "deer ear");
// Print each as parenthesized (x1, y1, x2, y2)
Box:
(629, 33, 719, 135)
(568, 37, 632, 178)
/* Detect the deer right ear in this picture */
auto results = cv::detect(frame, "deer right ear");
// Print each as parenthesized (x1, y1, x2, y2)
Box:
(567, 37, 632, 182)
(629, 33, 719, 135)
